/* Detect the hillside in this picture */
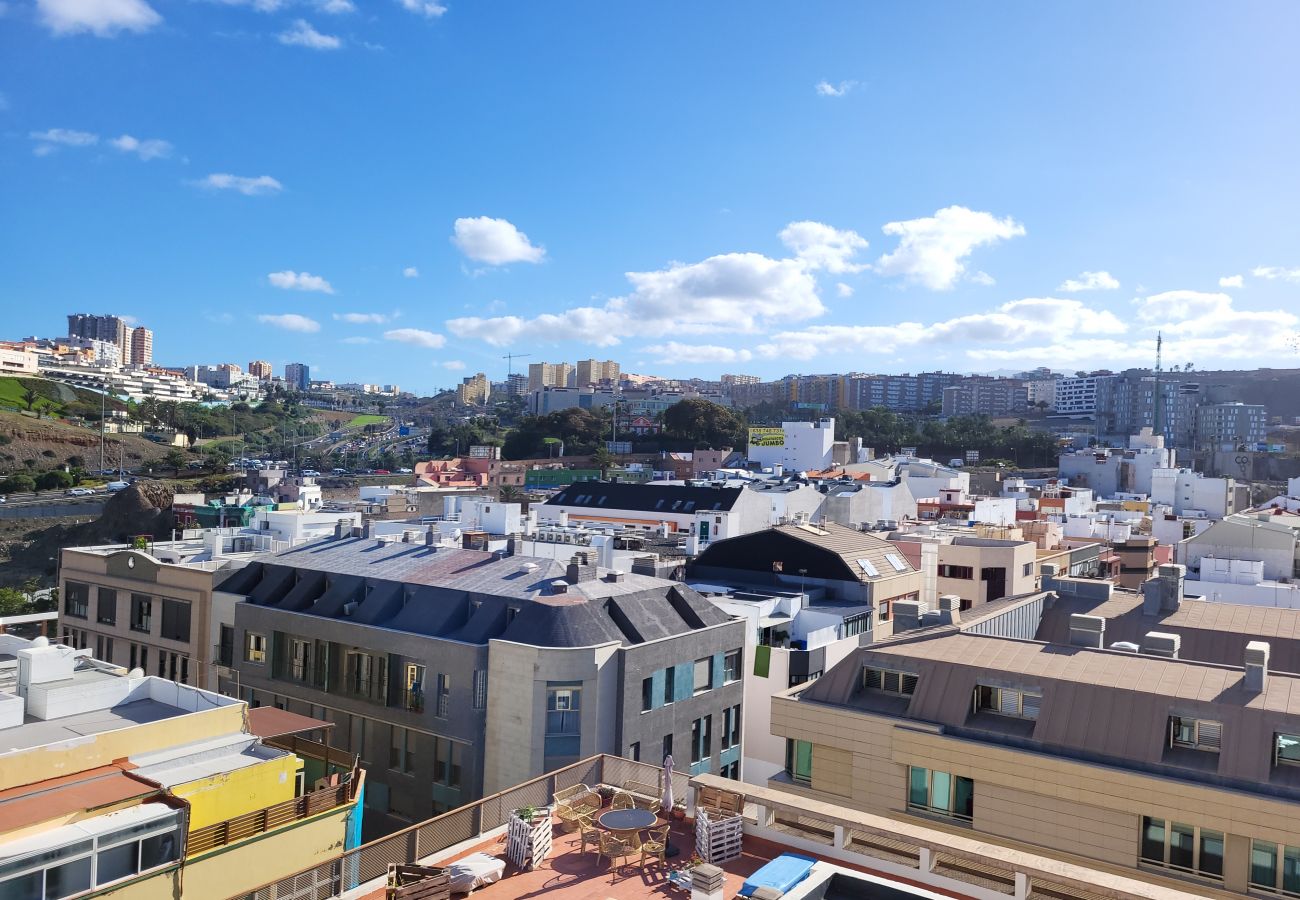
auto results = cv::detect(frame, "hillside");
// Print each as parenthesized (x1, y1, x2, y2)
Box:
(0, 375, 129, 418)
(0, 409, 173, 474)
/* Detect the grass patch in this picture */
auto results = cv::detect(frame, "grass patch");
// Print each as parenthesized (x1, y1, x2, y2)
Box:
(345, 414, 387, 428)
(0, 377, 64, 414)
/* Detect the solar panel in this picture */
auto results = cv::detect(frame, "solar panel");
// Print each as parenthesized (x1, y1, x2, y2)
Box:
(856, 558, 879, 577)
(884, 553, 908, 572)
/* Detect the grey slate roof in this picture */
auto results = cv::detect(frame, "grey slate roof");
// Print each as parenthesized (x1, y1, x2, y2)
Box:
(217, 533, 730, 648)
(545, 481, 743, 513)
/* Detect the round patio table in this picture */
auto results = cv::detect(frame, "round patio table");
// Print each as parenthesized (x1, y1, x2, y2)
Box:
(597, 807, 659, 838)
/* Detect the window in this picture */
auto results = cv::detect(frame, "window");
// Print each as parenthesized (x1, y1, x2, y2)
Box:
(0, 814, 184, 898)
(472, 670, 488, 709)
(435, 673, 450, 717)
(244, 632, 267, 663)
(722, 704, 741, 750)
(547, 685, 581, 735)
(218, 624, 233, 667)
(159, 598, 191, 642)
(862, 666, 917, 696)
(629, 741, 640, 762)
(290, 639, 310, 681)
(1139, 816, 1223, 880)
(690, 715, 712, 764)
(1275, 733, 1300, 767)
(1250, 840, 1300, 896)
(404, 664, 425, 712)
(722, 760, 740, 780)
(346, 650, 388, 703)
(97, 588, 117, 626)
(1022, 562, 1034, 577)
(693, 657, 713, 694)
(723, 649, 742, 683)
(641, 676, 654, 712)
(130, 594, 151, 632)
(878, 600, 891, 622)
(907, 766, 973, 821)
(64, 582, 89, 619)
(785, 739, 812, 782)
(662, 733, 673, 761)
(974, 685, 1041, 720)
(389, 725, 415, 774)
(842, 613, 871, 638)
(1169, 716, 1222, 752)
(95, 635, 114, 664)
(938, 564, 974, 579)
(432, 736, 462, 788)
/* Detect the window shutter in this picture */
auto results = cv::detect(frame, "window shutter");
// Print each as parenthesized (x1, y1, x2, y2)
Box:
(1198, 721, 1222, 750)
(864, 667, 883, 690)
(901, 674, 918, 695)
(1021, 693, 1041, 719)
(883, 671, 901, 693)
(998, 689, 1020, 715)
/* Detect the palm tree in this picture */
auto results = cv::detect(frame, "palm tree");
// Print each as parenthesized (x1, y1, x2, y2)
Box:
(20, 386, 39, 413)
(591, 445, 615, 479)
(498, 484, 523, 502)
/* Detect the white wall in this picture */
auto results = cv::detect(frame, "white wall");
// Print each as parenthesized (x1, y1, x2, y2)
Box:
(749, 419, 837, 473)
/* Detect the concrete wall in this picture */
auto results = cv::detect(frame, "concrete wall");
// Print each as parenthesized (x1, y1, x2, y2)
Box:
(172, 751, 299, 829)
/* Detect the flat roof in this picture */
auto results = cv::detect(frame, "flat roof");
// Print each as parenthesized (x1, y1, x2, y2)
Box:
(0, 764, 154, 834)
(247, 706, 334, 740)
(0, 698, 184, 753)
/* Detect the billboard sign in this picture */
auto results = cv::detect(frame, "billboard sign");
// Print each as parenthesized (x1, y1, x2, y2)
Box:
(468, 445, 500, 459)
(900, 446, 917, 457)
(748, 427, 786, 448)
(965, 450, 980, 463)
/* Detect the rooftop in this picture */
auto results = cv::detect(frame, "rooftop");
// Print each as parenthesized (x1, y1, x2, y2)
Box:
(546, 481, 745, 513)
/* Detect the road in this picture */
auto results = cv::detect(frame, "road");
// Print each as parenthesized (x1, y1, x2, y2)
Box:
(0, 497, 105, 519)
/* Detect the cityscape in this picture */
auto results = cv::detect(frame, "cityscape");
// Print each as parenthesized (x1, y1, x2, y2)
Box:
(4, 4, 1300, 900)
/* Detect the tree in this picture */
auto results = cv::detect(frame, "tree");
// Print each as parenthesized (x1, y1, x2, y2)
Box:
(164, 449, 188, 471)
(0, 474, 37, 494)
(0, 586, 34, 617)
(35, 470, 74, 490)
(591, 445, 616, 479)
(661, 399, 743, 448)
(20, 386, 39, 413)
(498, 484, 523, 502)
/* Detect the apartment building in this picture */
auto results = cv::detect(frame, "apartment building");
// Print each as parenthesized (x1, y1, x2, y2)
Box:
(528, 385, 616, 414)
(248, 359, 273, 379)
(940, 377, 1028, 416)
(1196, 401, 1269, 448)
(0, 632, 361, 900)
(285, 362, 310, 391)
(770, 577, 1300, 897)
(67, 312, 129, 357)
(220, 531, 745, 830)
(1059, 430, 1174, 498)
(575, 358, 620, 386)
(127, 326, 153, 366)
(845, 372, 961, 412)
(890, 529, 1038, 609)
(456, 372, 490, 405)
(1178, 511, 1300, 583)
(527, 361, 574, 392)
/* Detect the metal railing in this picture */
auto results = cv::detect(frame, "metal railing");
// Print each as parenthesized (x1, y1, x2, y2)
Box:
(231, 754, 685, 900)
(187, 766, 361, 858)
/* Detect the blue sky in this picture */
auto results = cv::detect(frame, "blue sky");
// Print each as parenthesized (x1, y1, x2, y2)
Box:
(4, 2, 1300, 394)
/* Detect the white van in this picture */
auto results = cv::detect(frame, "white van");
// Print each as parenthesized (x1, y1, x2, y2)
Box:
(106, 481, 130, 492)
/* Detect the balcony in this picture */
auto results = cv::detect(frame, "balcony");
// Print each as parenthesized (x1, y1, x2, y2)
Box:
(229, 756, 1209, 900)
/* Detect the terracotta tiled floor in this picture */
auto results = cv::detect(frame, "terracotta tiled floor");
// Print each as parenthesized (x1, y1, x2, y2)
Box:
(361, 814, 970, 900)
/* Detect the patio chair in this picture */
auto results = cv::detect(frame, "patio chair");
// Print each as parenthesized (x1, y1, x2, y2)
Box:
(598, 831, 637, 870)
(611, 791, 635, 810)
(554, 784, 601, 831)
(577, 815, 602, 856)
(639, 824, 671, 868)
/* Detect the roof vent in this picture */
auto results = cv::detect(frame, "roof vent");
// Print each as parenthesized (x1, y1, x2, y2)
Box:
(518, 562, 539, 575)
(605, 570, 626, 583)
(1068, 614, 1105, 649)
(1246, 640, 1269, 693)
(1109, 641, 1140, 653)
(1141, 631, 1180, 659)
(549, 580, 569, 595)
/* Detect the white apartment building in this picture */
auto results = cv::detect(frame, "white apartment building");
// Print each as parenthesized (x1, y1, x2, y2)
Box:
(1150, 467, 1240, 518)
(1054, 373, 1107, 414)
(747, 418, 837, 473)
(1058, 430, 1173, 498)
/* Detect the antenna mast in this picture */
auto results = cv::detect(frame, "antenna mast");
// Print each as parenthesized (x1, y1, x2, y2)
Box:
(1154, 331, 1163, 441)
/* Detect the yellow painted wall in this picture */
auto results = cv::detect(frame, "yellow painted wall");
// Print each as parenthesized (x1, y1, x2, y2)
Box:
(0, 705, 247, 792)
(181, 805, 354, 900)
(172, 753, 300, 830)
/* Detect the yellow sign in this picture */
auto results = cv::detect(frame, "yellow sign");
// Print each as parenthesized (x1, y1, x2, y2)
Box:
(748, 427, 785, 447)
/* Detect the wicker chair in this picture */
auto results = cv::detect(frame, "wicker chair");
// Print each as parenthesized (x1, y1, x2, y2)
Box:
(577, 815, 602, 856)
(639, 824, 671, 868)
(598, 831, 637, 870)
(610, 791, 635, 810)
(622, 780, 662, 812)
(553, 784, 601, 831)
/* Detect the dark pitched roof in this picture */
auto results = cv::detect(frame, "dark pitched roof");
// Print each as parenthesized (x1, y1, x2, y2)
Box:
(691, 523, 917, 584)
(217, 535, 731, 648)
(545, 481, 743, 513)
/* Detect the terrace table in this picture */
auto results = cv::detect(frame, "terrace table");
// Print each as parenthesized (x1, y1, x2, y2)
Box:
(597, 807, 659, 839)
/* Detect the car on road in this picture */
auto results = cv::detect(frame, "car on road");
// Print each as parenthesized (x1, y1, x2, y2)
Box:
(397, 467, 413, 474)
(374, 469, 391, 475)
(106, 481, 130, 492)
(187, 461, 205, 469)
(301, 469, 321, 477)
(67, 487, 96, 496)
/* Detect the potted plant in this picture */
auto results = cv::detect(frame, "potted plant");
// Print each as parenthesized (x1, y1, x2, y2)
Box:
(671, 798, 687, 821)
(596, 785, 616, 807)
(513, 805, 539, 825)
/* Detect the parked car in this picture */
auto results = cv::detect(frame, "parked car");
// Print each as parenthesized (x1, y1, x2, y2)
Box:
(187, 461, 206, 469)
(374, 469, 391, 475)
(67, 487, 96, 496)
(106, 481, 130, 492)
(397, 467, 413, 474)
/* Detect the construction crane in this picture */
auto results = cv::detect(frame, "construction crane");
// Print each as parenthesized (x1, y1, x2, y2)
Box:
(1153, 330, 1163, 440)
(501, 352, 531, 379)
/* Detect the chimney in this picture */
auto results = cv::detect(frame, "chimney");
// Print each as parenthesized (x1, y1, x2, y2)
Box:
(605, 570, 626, 583)
(425, 527, 436, 546)
(566, 552, 597, 584)
(1245, 640, 1270, 693)
(549, 579, 569, 595)
(1068, 614, 1105, 649)
(402, 530, 412, 543)
(1142, 564, 1184, 615)
(938, 594, 962, 625)
(333, 519, 347, 540)
(1141, 631, 1181, 659)
(893, 599, 925, 633)
(362, 522, 372, 539)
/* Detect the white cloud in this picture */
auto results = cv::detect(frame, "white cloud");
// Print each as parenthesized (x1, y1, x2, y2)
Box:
(644, 342, 754, 364)
(30, 128, 98, 154)
(278, 19, 341, 49)
(110, 134, 172, 160)
(448, 250, 824, 348)
(779, 220, 868, 273)
(402, 266, 419, 279)
(875, 205, 1026, 290)
(451, 216, 545, 266)
(969, 271, 996, 286)
(316, 0, 354, 12)
(195, 173, 283, 196)
(396, 0, 445, 16)
(815, 80, 856, 97)
(268, 270, 334, 293)
(37, 0, 160, 35)
(835, 282, 853, 298)
(258, 313, 320, 333)
(758, 297, 1125, 361)
(1253, 266, 1300, 283)
(333, 312, 388, 324)
(340, 336, 374, 344)
(440, 360, 465, 370)
(1218, 274, 1244, 288)
(385, 328, 446, 349)
(1058, 270, 1120, 292)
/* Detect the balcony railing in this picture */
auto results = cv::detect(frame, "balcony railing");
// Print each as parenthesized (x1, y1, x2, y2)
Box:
(186, 765, 362, 858)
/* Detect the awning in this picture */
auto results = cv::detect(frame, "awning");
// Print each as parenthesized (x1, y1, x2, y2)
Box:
(246, 707, 335, 740)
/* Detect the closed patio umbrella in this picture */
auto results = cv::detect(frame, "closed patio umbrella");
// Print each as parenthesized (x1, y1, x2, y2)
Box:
(661, 754, 674, 814)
